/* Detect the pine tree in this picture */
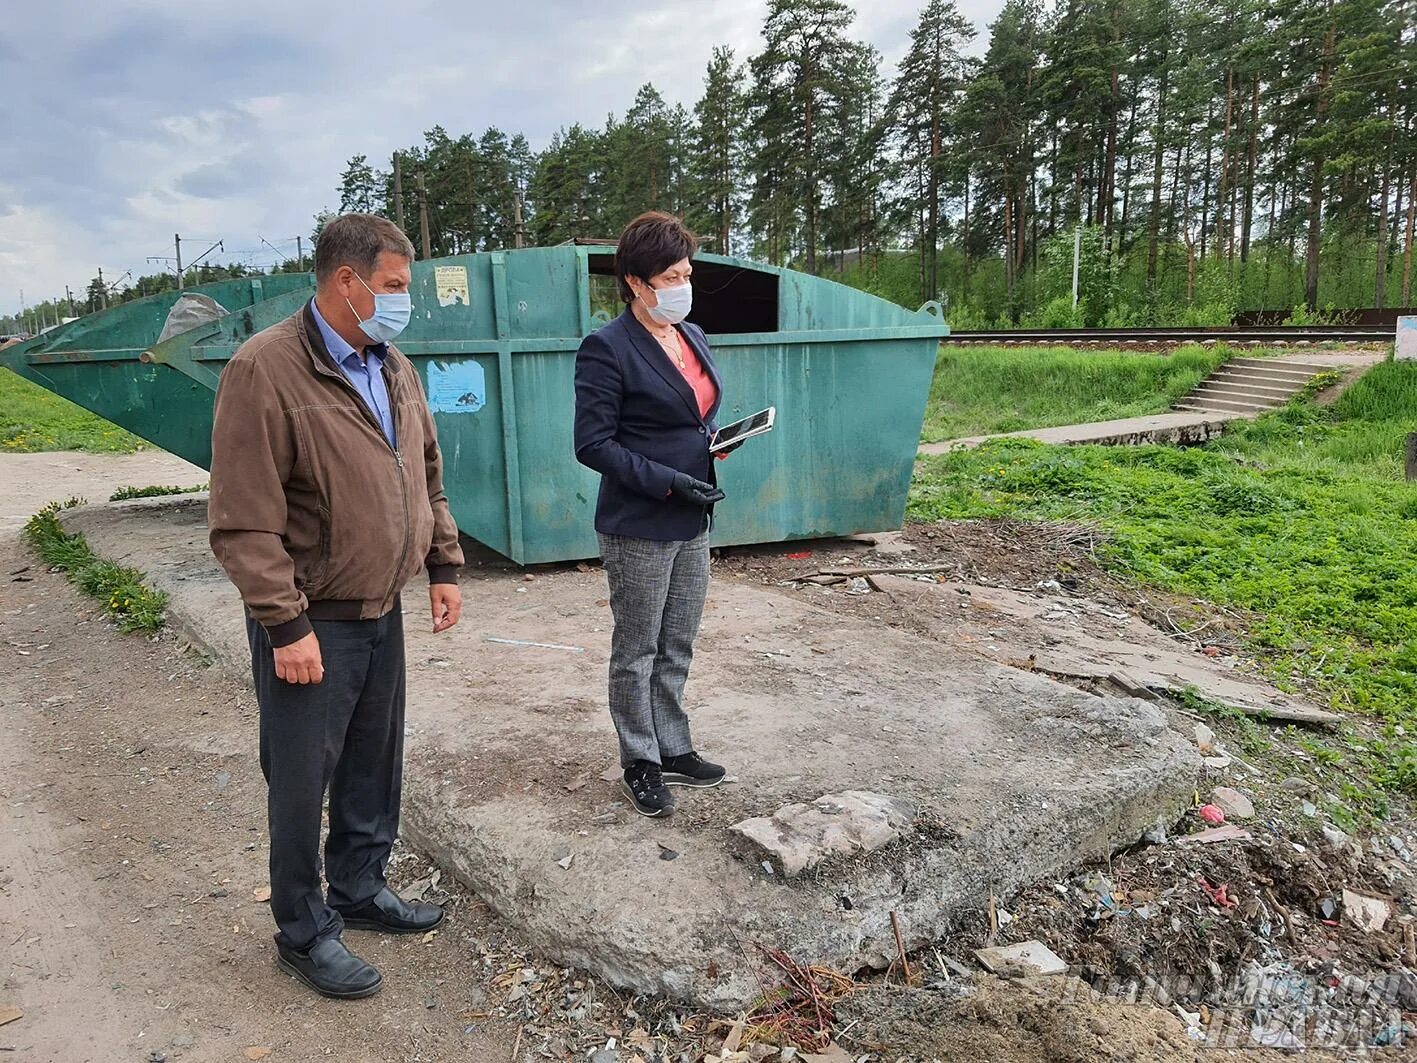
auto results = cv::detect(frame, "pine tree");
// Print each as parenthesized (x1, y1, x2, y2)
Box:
(689, 46, 747, 253)
(890, 0, 979, 301)
(747, 0, 860, 272)
(337, 155, 382, 215)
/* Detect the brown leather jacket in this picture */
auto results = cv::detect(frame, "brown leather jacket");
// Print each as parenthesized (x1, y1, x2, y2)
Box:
(209, 301, 462, 646)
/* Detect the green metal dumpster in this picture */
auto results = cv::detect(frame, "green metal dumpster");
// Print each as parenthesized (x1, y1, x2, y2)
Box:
(3, 249, 946, 563)
(1, 275, 315, 465)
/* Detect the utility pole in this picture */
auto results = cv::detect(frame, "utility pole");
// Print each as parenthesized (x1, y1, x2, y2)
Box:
(513, 191, 526, 249)
(296, 236, 304, 271)
(416, 171, 432, 261)
(175, 233, 185, 289)
(392, 152, 406, 231)
(64, 285, 73, 318)
(98, 267, 108, 309)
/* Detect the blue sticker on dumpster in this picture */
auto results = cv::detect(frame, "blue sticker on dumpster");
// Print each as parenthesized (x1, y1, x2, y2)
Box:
(426, 360, 486, 414)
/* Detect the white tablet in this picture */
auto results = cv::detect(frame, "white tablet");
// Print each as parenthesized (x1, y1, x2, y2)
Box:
(709, 407, 776, 454)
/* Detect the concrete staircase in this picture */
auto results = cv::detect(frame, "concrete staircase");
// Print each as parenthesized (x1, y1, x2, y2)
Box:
(1173, 356, 1335, 416)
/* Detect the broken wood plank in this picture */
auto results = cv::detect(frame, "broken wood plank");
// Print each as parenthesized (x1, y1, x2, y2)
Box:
(811, 563, 958, 579)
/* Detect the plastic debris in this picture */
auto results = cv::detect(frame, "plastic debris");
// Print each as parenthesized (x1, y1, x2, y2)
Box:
(1198, 804, 1226, 826)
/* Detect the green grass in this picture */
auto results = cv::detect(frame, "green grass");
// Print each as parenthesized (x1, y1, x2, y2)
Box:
(909, 359, 1417, 808)
(920, 343, 1228, 443)
(23, 499, 167, 633)
(0, 367, 145, 453)
(109, 483, 207, 502)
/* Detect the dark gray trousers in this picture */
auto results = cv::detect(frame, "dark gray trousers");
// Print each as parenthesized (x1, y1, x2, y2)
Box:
(598, 529, 710, 768)
(248, 608, 405, 951)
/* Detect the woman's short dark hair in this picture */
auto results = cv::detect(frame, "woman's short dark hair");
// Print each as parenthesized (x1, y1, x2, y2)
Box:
(614, 212, 698, 303)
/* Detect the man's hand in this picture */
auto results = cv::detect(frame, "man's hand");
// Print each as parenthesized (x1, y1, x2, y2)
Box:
(431, 583, 462, 634)
(274, 630, 323, 685)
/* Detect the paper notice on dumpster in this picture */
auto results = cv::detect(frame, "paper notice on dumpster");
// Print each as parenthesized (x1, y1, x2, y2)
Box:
(426, 359, 486, 414)
(435, 265, 470, 308)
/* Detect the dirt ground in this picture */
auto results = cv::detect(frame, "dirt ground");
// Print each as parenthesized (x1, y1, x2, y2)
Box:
(0, 452, 1408, 1062)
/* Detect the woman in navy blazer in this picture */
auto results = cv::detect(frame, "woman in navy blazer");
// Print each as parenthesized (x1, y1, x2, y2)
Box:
(574, 212, 728, 819)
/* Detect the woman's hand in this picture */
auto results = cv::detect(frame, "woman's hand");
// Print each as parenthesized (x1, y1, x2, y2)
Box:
(670, 472, 725, 505)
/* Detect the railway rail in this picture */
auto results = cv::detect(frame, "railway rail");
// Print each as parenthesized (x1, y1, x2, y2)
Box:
(947, 325, 1394, 346)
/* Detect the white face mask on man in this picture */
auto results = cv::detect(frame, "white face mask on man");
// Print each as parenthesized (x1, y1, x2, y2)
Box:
(642, 281, 692, 326)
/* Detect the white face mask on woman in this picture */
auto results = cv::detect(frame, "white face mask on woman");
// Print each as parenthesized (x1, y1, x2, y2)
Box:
(644, 282, 692, 325)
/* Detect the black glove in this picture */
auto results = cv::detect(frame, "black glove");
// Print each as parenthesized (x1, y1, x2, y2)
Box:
(670, 472, 725, 505)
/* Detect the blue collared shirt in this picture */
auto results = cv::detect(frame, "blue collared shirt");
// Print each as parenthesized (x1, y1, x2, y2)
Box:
(309, 298, 396, 448)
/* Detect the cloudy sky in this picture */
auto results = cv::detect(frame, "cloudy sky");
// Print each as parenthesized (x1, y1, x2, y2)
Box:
(0, 0, 1005, 319)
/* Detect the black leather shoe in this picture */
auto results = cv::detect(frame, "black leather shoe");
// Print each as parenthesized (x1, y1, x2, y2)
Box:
(277, 937, 382, 999)
(334, 887, 445, 934)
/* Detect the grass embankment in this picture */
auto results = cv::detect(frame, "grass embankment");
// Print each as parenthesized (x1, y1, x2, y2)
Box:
(910, 359, 1417, 815)
(23, 499, 167, 632)
(1, 367, 145, 453)
(921, 343, 1227, 443)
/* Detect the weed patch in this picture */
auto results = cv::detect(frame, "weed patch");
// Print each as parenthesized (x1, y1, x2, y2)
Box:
(23, 499, 167, 633)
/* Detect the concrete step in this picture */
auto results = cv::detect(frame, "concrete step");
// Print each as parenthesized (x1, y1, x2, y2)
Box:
(1210, 367, 1314, 388)
(1194, 379, 1298, 401)
(1229, 356, 1336, 374)
(1212, 365, 1320, 385)
(1176, 395, 1275, 413)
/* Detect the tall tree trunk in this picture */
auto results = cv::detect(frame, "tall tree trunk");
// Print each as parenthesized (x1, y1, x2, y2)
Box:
(1003, 192, 1015, 297)
(1103, 65, 1120, 235)
(1147, 61, 1170, 283)
(1200, 99, 1215, 260)
(962, 170, 971, 287)
(928, 116, 941, 300)
(1163, 133, 1186, 289)
(1305, 24, 1336, 312)
(1401, 168, 1416, 307)
(1217, 69, 1234, 260)
(1375, 107, 1396, 309)
(1241, 75, 1260, 262)
(1118, 89, 1139, 252)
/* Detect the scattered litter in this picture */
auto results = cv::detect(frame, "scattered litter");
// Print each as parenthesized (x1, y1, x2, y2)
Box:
(0, 1006, 21, 1027)
(556, 854, 574, 870)
(761, 861, 774, 875)
(657, 843, 679, 862)
(252, 886, 271, 904)
(1176, 824, 1251, 845)
(1301, 800, 1318, 817)
(486, 637, 585, 653)
(1343, 889, 1392, 933)
(973, 940, 1067, 976)
(1197, 804, 1226, 827)
(785, 551, 813, 560)
(1197, 876, 1238, 909)
(1193, 723, 1216, 753)
(421, 929, 438, 945)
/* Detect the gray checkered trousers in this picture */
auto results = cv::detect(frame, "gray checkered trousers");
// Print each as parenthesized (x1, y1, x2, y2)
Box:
(597, 529, 711, 767)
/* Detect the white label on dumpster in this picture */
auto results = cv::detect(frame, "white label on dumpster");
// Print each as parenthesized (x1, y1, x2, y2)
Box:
(435, 265, 470, 308)
(427, 360, 486, 414)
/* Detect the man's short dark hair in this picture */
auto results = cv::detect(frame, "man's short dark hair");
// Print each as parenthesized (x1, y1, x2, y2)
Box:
(314, 213, 417, 285)
(614, 212, 698, 302)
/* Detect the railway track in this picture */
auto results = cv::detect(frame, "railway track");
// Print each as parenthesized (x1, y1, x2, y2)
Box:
(947, 325, 1394, 346)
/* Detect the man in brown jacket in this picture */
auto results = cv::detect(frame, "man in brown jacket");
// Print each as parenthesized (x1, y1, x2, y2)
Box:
(209, 213, 463, 999)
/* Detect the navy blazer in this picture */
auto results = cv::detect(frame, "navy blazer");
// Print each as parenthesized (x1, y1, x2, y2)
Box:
(573, 306, 724, 541)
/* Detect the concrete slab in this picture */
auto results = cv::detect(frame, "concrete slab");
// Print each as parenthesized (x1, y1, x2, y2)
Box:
(918, 411, 1239, 455)
(63, 497, 1200, 1008)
